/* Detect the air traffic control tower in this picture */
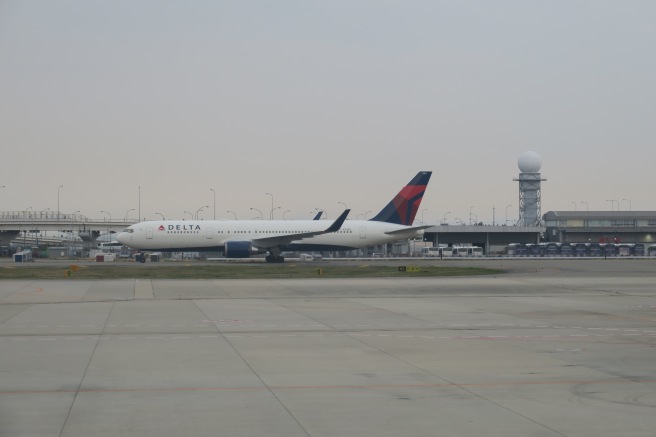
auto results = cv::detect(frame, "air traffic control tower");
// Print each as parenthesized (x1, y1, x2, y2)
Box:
(514, 151, 546, 226)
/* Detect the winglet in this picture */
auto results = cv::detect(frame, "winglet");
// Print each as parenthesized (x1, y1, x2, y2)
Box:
(324, 209, 350, 233)
(313, 211, 323, 220)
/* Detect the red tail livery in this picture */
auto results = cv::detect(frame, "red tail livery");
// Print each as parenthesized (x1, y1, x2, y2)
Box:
(370, 171, 432, 225)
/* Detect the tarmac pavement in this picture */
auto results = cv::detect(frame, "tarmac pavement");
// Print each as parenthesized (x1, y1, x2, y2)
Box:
(1, 259, 655, 436)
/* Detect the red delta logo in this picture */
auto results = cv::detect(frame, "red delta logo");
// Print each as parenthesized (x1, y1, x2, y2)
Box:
(158, 225, 165, 231)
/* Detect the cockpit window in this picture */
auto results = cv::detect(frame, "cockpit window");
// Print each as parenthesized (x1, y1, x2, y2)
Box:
(124, 228, 134, 234)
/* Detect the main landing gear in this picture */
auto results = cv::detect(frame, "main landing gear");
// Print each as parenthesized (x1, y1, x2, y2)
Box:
(265, 254, 285, 263)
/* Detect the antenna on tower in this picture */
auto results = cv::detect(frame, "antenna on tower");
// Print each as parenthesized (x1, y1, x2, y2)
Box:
(514, 151, 547, 226)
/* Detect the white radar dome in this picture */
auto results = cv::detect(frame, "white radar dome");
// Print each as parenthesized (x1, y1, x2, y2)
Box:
(518, 151, 542, 173)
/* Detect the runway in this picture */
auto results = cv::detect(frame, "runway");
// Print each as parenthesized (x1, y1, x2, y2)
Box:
(1, 259, 655, 436)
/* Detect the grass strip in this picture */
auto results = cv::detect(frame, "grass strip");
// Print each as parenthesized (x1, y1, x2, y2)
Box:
(0, 264, 504, 280)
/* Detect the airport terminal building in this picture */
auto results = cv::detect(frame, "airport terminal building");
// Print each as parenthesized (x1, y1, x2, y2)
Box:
(543, 211, 656, 245)
(420, 210, 656, 256)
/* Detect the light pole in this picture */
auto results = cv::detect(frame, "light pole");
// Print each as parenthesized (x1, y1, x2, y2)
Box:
(571, 201, 577, 211)
(40, 208, 50, 219)
(338, 201, 347, 210)
(364, 210, 372, 220)
(0, 186, 4, 220)
(226, 210, 237, 220)
(68, 210, 80, 258)
(250, 207, 263, 220)
(505, 204, 512, 225)
(210, 188, 216, 220)
(57, 185, 63, 221)
(100, 211, 111, 254)
(283, 209, 291, 220)
(606, 200, 618, 211)
(138, 186, 141, 222)
(469, 206, 475, 225)
(271, 206, 281, 219)
(580, 201, 589, 211)
(184, 211, 193, 220)
(315, 208, 327, 219)
(195, 205, 209, 220)
(441, 211, 451, 225)
(25, 207, 35, 248)
(265, 192, 274, 220)
(125, 208, 135, 221)
(622, 198, 632, 211)
(155, 212, 165, 220)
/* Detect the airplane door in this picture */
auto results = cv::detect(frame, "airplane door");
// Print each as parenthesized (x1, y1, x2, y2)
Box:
(360, 226, 366, 239)
(206, 227, 213, 239)
(146, 228, 153, 239)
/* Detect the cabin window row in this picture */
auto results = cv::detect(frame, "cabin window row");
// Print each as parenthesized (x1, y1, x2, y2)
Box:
(215, 230, 353, 234)
(164, 230, 354, 234)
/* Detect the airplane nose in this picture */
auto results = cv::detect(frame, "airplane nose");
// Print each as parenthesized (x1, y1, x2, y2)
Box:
(116, 232, 127, 244)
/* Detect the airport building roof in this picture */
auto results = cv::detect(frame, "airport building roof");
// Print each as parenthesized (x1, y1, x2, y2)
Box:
(544, 211, 656, 220)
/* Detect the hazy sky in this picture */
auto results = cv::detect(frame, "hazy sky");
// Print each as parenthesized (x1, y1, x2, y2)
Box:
(1, 1, 654, 224)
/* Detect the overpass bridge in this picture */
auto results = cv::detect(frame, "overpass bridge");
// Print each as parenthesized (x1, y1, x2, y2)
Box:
(0, 211, 136, 243)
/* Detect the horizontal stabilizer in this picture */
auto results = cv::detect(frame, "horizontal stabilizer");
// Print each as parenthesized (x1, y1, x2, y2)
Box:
(384, 225, 433, 236)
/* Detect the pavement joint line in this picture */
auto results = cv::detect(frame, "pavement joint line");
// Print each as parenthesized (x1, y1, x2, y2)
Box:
(3, 332, 656, 342)
(0, 322, 594, 329)
(2, 378, 649, 396)
(5, 321, 656, 340)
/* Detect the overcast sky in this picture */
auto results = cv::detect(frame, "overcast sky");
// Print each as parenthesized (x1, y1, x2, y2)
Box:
(1, 1, 654, 224)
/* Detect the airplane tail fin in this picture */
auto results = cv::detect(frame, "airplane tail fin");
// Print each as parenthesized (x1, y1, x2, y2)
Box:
(369, 171, 432, 226)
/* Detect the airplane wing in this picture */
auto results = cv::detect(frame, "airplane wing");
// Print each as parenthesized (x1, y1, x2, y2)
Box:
(250, 209, 350, 249)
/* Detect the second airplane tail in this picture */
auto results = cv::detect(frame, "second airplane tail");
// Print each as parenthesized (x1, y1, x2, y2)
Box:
(369, 171, 432, 226)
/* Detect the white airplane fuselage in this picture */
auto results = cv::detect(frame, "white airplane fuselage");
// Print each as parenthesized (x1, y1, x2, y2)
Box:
(116, 219, 422, 253)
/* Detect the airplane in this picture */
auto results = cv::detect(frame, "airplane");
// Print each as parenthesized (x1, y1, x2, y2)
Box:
(116, 171, 432, 262)
(11, 230, 84, 247)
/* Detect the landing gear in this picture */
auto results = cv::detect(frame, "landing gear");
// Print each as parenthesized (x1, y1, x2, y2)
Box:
(265, 254, 285, 263)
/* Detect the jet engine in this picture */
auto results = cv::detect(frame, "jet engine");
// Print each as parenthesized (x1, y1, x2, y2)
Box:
(224, 241, 261, 258)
